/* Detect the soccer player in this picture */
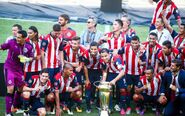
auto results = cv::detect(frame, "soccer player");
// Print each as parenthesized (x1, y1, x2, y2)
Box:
(118, 35, 146, 114)
(0, 30, 35, 116)
(100, 19, 125, 55)
(133, 66, 162, 115)
(80, 16, 103, 48)
(62, 36, 86, 112)
(53, 63, 81, 116)
(121, 15, 136, 43)
(142, 32, 161, 68)
(6, 24, 22, 43)
(58, 14, 77, 68)
(150, 0, 181, 31)
(155, 40, 179, 74)
(161, 11, 185, 49)
(41, 24, 61, 84)
(100, 48, 127, 115)
(150, 18, 174, 46)
(58, 14, 76, 42)
(24, 26, 43, 82)
(22, 68, 52, 116)
(82, 41, 102, 113)
(158, 59, 185, 116)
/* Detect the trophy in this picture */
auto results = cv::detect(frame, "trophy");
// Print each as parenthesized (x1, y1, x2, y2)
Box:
(95, 81, 112, 116)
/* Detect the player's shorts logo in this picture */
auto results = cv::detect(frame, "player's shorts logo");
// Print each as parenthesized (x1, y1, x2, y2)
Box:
(28, 79, 32, 84)
(54, 82, 58, 86)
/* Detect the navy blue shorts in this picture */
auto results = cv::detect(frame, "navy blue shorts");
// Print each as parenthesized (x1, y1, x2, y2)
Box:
(141, 93, 160, 103)
(107, 73, 127, 89)
(125, 74, 140, 86)
(73, 70, 84, 85)
(47, 67, 60, 84)
(30, 97, 44, 111)
(24, 71, 40, 82)
(88, 69, 102, 84)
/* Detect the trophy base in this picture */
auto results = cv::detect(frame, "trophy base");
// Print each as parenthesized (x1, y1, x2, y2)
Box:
(99, 110, 109, 116)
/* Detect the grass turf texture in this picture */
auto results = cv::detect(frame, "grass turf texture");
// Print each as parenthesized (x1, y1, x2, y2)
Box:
(0, 97, 156, 116)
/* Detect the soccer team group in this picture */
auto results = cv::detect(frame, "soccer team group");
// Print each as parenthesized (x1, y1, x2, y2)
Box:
(0, 0, 185, 116)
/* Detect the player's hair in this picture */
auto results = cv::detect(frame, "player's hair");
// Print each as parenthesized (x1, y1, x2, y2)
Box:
(72, 36, 80, 41)
(115, 19, 123, 27)
(88, 16, 97, 27)
(18, 30, 27, 38)
(59, 14, 70, 23)
(13, 24, 22, 31)
(172, 59, 182, 68)
(162, 40, 172, 49)
(131, 35, 140, 42)
(90, 41, 99, 48)
(53, 24, 61, 32)
(100, 48, 109, 54)
(28, 26, 39, 41)
(146, 66, 154, 73)
(122, 14, 131, 26)
(63, 63, 73, 69)
(40, 68, 49, 74)
(149, 32, 158, 39)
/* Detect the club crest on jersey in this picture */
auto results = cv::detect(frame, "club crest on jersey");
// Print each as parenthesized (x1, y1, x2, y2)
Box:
(23, 48, 28, 53)
(8, 80, 12, 84)
(67, 32, 71, 37)
(42, 42, 46, 46)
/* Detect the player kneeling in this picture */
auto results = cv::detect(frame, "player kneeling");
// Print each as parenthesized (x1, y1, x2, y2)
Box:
(22, 68, 52, 116)
(53, 63, 81, 116)
(133, 66, 162, 116)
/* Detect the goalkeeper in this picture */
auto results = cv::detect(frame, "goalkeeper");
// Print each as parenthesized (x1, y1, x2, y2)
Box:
(0, 30, 34, 116)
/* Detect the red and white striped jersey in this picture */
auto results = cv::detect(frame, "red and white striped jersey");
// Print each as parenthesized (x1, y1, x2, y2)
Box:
(174, 35, 185, 48)
(105, 32, 125, 50)
(101, 54, 125, 73)
(122, 28, 136, 43)
(63, 44, 86, 63)
(123, 44, 146, 75)
(53, 72, 76, 93)
(82, 50, 101, 70)
(60, 27, 76, 41)
(24, 37, 42, 72)
(27, 75, 51, 98)
(157, 48, 179, 67)
(140, 74, 161, 96)
(151, 0, 180, 25)
(41, 34, 62, 68)
(180, 48, 185, 68)
(142, 42, 161, 67)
